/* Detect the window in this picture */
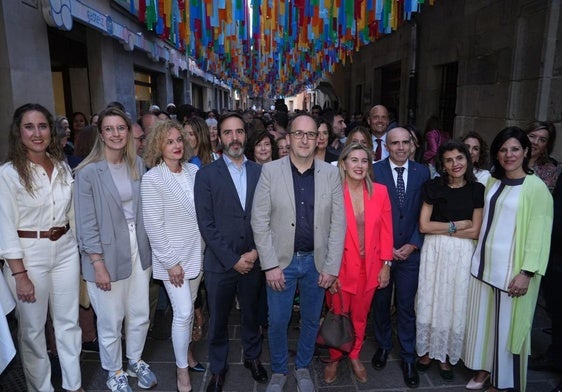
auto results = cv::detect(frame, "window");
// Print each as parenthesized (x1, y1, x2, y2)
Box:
(134, 70, 155, 115)
(439, 62, 458, 133)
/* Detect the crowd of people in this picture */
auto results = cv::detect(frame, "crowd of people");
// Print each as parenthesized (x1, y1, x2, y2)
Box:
(0, 100, 560, 392)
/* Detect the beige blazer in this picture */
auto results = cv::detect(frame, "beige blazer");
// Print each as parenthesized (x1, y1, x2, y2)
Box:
(251, 157, 345, 276)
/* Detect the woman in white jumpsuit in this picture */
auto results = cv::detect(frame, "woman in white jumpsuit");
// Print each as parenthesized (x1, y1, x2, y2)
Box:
(0, 103, 83, 392)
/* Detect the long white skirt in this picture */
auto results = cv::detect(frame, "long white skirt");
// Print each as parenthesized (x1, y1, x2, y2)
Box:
(415, 234, 475, 364)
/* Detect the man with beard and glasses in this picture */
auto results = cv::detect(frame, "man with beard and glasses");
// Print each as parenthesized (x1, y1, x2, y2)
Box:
(194, 113, 267, 392)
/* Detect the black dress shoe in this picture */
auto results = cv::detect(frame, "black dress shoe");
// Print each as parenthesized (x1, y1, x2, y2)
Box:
(188, 362, 206, 372)
(206, 373, 225, 392)
(415, 359, 431, 373)
(244, 359, 268, 383)
(438, 364, 454, 381)
(371, 348, 390, 370)
(402, 361, 420, 388)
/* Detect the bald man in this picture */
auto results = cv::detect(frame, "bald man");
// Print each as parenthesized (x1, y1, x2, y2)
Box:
(367, 105, 390, 162)
(371, 127, 430, 388)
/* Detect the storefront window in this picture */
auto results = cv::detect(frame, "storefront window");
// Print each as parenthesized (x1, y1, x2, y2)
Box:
(135, 70, 154, 115)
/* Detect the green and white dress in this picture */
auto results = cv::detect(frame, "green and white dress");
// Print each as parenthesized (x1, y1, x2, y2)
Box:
(464, 175, 553, 392)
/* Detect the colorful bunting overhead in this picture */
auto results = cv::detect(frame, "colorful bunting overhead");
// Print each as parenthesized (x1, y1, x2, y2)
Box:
(134, 0, 434, 97)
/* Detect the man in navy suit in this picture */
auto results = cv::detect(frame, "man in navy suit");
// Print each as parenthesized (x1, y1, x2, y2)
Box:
(371, 127, 430, 388)
(194, 113, 267, 392)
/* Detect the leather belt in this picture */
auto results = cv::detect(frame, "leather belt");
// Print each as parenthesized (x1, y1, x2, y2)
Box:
(17, 223, 70, 241)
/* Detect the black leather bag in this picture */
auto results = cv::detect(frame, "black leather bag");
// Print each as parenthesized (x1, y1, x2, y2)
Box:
(316, 291, 355, 352)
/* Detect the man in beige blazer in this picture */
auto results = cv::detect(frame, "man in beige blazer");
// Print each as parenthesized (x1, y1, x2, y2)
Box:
(252, 113, 346, 392)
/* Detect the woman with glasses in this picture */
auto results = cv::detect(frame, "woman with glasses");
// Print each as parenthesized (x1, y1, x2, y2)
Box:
(74, 107, 157, 392)
(525, 121, 558, 193)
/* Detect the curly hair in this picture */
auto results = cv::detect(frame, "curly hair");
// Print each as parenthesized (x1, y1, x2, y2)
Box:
(184, 116, 213, 166)
(143, 119, 193, 168)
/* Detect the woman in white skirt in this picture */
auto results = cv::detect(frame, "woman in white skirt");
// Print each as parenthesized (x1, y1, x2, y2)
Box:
(415, 140, 484, 380)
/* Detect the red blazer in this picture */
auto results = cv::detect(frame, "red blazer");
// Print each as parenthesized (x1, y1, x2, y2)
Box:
(338, 182, 394, 294)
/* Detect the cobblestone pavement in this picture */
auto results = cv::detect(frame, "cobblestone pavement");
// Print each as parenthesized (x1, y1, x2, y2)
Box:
(1, 301, 559, 391)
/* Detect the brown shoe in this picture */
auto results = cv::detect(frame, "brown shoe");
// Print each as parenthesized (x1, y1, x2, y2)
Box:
(350, 359, 368, 383)
(324, 360, 338, 384)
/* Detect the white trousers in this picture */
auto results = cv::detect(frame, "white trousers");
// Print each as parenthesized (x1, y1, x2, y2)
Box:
(4, 232, 82, 392)
(161, 268, 202, 368)
(87, 224, 151, 372)
(163, 280, 193, 368)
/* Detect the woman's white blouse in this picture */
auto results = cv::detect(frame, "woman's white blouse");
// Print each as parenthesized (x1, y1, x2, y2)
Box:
(0, 161, 74, 260)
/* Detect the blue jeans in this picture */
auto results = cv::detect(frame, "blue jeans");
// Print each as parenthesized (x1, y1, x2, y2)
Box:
(267, 252, 325, 374)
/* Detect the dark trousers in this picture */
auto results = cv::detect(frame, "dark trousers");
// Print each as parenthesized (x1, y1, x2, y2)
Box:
(372, 257, 420, 364)
(205, 265, 263, 374)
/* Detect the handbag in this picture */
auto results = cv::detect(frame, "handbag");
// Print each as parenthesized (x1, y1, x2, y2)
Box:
(316, 290, 355, 352)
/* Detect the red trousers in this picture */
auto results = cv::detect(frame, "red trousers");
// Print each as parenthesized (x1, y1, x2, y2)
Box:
(325, 269, 376, 360)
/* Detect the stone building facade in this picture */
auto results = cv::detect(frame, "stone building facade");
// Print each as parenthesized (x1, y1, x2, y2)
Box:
(328, 0, 562, 157)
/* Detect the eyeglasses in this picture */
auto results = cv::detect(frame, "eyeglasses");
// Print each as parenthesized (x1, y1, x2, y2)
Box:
(102, 125, 128, 134)
(290, 130, 319, 140)
(134, 136, 146, 142)
(528, 133, 548, 144)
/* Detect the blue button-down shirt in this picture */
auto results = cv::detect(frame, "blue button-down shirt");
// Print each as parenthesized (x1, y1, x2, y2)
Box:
(291, 160, 315, 252)
(223, 154, 248, 210)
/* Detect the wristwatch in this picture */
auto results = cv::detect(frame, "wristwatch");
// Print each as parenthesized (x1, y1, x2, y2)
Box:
(383, 261, 393, 267)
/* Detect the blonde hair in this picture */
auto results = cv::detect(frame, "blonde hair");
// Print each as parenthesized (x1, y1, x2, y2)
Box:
(75, 107, 139, 180)
(337, 142, 374, 197)
(143, 119, 193, 168)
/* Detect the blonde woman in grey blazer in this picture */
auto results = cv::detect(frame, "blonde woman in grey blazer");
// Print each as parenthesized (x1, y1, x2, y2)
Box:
(74, 108, 156, 392)
(141, 119, 202, 392)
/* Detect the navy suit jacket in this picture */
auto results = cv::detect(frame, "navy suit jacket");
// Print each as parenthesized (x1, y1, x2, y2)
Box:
(194, 157, 262, 273)
(373, 159, 430, 259)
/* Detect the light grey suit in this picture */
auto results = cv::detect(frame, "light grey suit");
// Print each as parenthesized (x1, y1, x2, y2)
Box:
(251, 156, 346, 276)
(74, 156, 151, 282)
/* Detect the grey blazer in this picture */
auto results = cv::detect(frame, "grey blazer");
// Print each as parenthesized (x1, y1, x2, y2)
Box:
(74, 156, 151, 282)
(251, 157, 346, 276)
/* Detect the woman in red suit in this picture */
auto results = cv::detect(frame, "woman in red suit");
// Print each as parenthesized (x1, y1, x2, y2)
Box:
(324, 142, 394, 384)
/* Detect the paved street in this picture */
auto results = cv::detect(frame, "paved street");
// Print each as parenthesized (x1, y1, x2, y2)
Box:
(1, 300, 559, 392)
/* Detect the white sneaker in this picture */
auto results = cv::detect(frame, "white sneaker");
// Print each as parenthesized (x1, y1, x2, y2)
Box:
(265, 373, 287, 392)
(126, 359, 158, 389)
(106, 370, 132, 392)
(294, 368, 314, 392)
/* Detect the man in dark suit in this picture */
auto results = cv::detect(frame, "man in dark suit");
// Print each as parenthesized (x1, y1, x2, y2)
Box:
(194, 113, 267, 392)
(371, 127, 430, 388)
